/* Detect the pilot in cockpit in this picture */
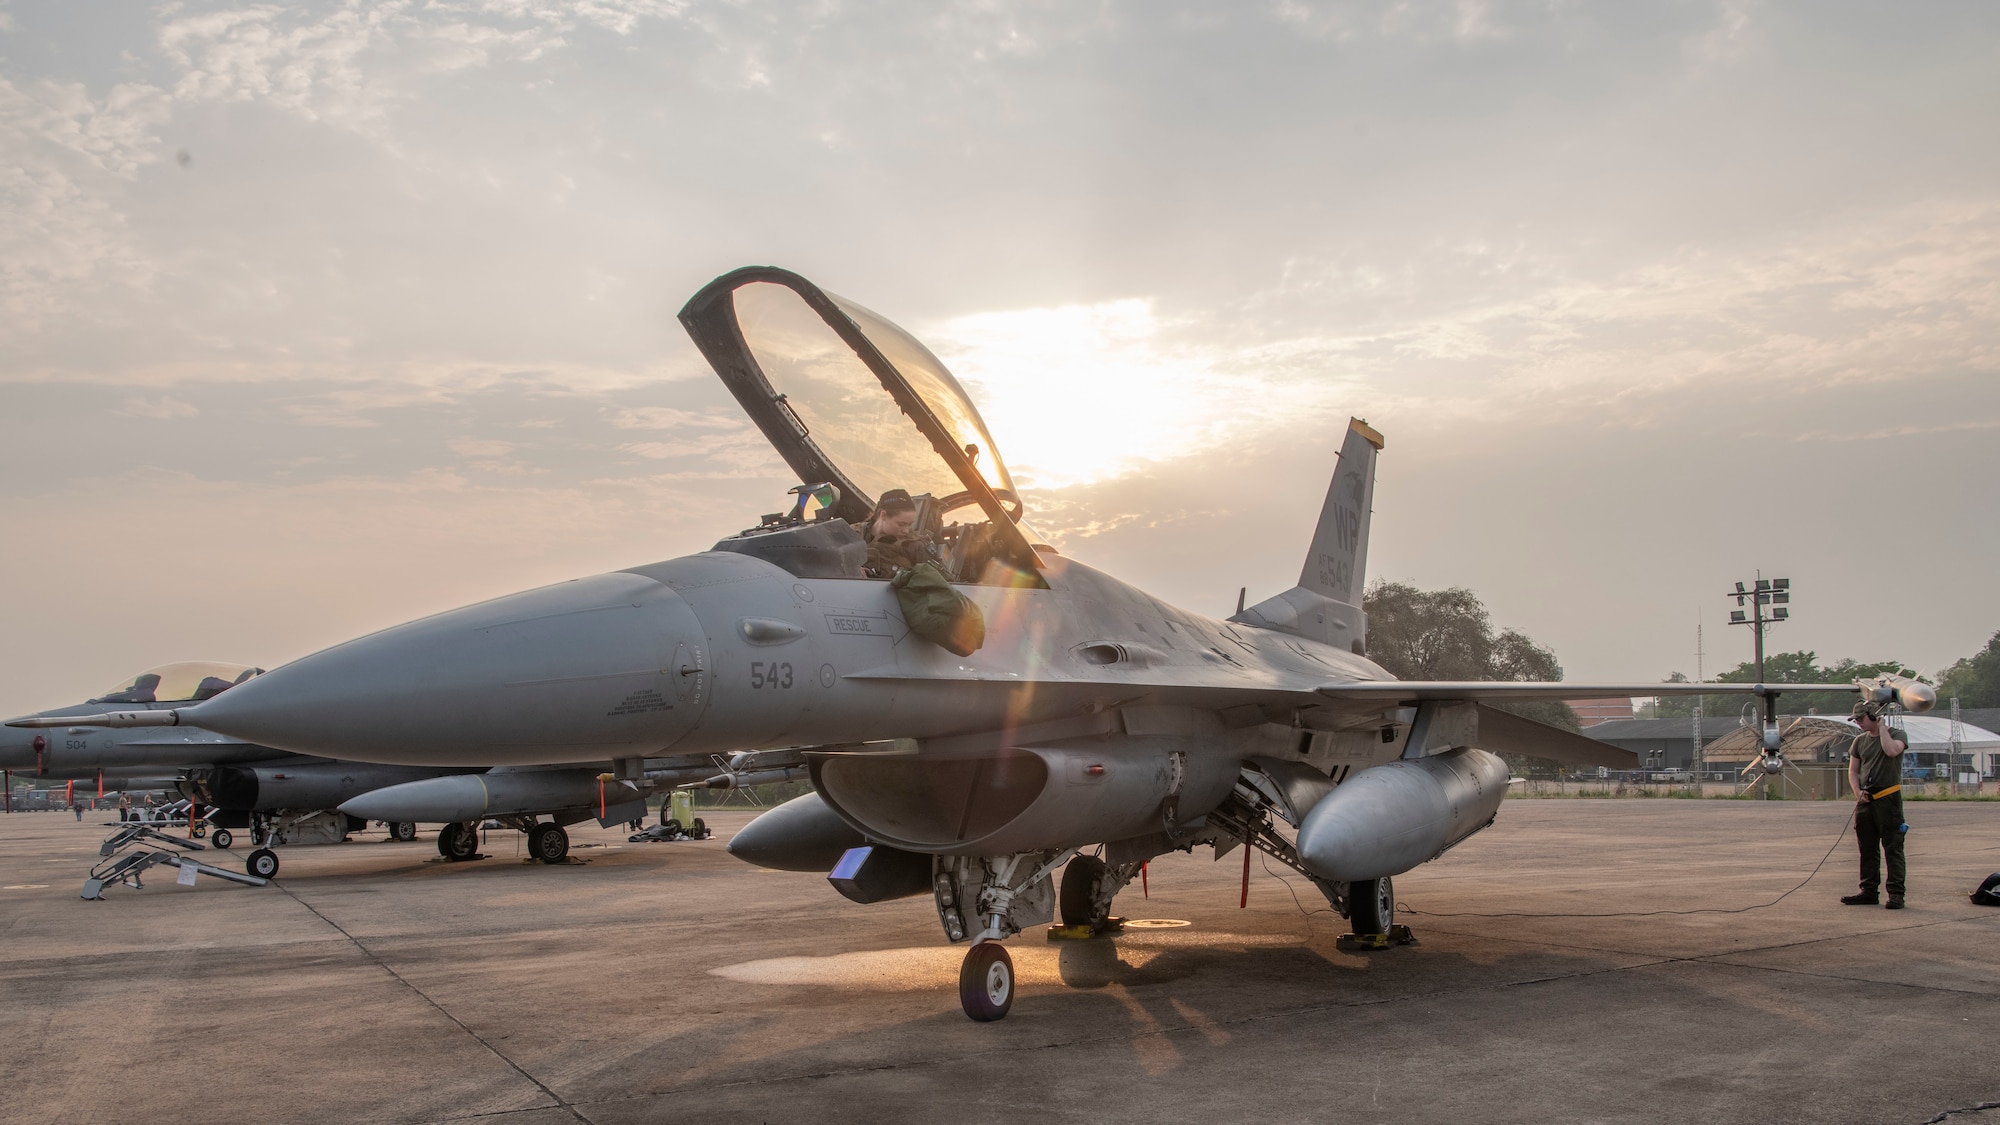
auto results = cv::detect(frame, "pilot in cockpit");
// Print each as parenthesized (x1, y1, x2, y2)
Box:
(862, 489, 936, 578)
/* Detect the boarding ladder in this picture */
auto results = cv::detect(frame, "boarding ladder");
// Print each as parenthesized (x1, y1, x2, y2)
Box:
(82, 823, 269, 900)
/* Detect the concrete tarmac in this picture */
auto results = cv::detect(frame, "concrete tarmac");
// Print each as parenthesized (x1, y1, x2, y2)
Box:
(2, 799, 1996, 1124)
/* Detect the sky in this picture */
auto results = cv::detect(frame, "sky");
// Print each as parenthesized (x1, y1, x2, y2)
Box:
(2, 0, 1997, 716)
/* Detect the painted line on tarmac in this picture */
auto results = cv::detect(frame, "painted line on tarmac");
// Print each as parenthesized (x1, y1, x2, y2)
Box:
(270, 881, 593, 1124)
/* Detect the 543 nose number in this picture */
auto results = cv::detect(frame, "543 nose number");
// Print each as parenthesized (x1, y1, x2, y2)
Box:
(749, 661, 794, 689)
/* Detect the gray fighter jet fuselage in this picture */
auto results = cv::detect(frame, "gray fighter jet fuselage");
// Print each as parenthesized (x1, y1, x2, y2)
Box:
(17, 267, 1908, 1019)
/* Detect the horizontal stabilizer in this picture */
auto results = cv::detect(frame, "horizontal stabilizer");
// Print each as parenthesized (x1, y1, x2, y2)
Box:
(1473, 705, 1635, 770)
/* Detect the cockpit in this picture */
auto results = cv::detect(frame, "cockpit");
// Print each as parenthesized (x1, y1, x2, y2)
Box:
(681, 268, 1048, 589)
(90, 662, 265, 705)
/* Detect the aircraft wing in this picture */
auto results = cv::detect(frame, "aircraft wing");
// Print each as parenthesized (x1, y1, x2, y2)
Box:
(1470, 704, 1636, 769)
(1314, 681, 1856, 703)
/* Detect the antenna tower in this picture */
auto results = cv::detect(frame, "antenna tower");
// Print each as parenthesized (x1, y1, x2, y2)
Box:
(1693, 612, 1705, 794)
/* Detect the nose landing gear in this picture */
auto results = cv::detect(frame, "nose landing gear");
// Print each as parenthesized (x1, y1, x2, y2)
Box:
(437, 821, 479, 861)
(935, 849, 1075, 1021)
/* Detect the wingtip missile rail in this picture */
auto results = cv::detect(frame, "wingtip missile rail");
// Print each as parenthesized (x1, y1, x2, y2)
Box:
(7, 709, 193, 730)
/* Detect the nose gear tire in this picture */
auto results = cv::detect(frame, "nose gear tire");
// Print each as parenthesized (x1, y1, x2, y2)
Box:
(246, 848, 279, 879)
(959, 943, 1015, 1022)
(438, 822, 479, 861)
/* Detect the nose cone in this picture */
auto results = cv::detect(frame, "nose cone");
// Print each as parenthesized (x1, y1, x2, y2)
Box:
(0, 722, 42, 770)
(728, 791, 866, 872)
(195, 572, 706, 766)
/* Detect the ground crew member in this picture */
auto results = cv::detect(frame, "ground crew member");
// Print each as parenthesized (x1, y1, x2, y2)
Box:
(1843, 701, 1909, 909)
(863, 489, 933, 576)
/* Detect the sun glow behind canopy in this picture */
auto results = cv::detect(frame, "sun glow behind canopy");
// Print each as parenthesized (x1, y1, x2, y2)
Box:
(926, 300, 1346, 491)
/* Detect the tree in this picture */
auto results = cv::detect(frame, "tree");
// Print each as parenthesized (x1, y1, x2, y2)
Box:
(1363, 581, 1580, 732)
(1938, 631, 2000, 708)
(1638, 651, 1922, 718)
(1363, 582, 1493, 681)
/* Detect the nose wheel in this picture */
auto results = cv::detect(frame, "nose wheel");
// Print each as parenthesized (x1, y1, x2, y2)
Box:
(246, 848, 279, 879)
(438, 822, 479, 861)
(959, 942, 1015, 1022)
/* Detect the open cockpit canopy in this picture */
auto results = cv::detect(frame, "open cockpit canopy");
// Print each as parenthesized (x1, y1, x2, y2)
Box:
(680, 267, 1043, 583)
(91, 662, 264, 705)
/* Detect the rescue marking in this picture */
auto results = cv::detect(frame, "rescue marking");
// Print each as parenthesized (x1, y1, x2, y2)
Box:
(825, 614, 886, 636)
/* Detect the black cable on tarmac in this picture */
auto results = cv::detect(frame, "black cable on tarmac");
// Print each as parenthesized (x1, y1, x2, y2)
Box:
(1259, 807, 1857, 923)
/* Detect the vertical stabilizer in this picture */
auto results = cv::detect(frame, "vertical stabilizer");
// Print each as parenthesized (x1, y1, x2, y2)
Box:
(1230, 418, 1382, 654)
(1300, 418, 1382, 604)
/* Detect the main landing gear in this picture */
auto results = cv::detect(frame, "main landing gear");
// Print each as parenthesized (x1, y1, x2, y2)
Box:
(1349, 874, 1394, 936)
(528, 822, 570, 863)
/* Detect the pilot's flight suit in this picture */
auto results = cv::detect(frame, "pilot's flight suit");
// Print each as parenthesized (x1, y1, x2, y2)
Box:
(1851, 726, 1909, 903)
(864, 532, 932, 577)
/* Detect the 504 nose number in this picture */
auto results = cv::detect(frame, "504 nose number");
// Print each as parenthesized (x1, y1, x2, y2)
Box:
(749, 661, 794, 689)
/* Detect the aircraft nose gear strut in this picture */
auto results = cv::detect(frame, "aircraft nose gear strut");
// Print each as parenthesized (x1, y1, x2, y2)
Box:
(935, 848, 1076, 1021)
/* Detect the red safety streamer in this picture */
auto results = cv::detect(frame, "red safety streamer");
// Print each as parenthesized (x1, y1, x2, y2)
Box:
(1141, 862, 1148, 898)
(599, 777, 606, 819)
(1239, 837, 1251, 908)
(96, 770, 104, 800)
(67, 779, 75, 806)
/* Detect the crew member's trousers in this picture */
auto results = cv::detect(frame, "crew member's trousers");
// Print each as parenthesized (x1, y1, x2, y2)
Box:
(1856, 790, 1907, 898)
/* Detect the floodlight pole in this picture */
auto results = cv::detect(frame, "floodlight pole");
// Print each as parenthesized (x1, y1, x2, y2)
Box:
(1726, 573, 1789, 685)
(1727, 573, 1791, 799)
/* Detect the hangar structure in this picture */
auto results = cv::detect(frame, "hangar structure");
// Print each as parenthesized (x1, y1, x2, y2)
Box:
(1588, 710, 2000, 780)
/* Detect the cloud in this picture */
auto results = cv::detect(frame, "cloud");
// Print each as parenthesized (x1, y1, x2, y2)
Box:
(3, 0, 1999, 710)
(928, 298, 1349, 490)
(611, 405, 743, 430)
(113, 395, 198, 419)
(447, 436, 514, 457)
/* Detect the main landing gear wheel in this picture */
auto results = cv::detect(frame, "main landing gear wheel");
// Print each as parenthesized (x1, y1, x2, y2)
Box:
(1059, 853, 1110, 928)
(210, 828, 233, 850)
(387, 821, 417, 842)
(438, 822, 478, 862)
(528, 823, 570, 863)
(1348, 875, 1394, 935)
(959, 942, 1015, 1022)
(246, 849, 279, 879)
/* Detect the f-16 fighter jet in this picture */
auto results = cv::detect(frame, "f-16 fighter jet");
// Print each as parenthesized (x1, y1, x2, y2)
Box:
(2, 662, 776, 870)
(0, 661, 467, 875)
(15, 267, 1923, 1020)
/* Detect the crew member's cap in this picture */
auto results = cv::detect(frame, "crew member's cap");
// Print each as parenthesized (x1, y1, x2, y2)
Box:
(876, 488, 916, 514)
(1851, 701, 1880, 721)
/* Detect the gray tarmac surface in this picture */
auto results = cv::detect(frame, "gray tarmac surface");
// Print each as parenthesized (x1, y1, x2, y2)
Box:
(2, 799, 1997, 1125)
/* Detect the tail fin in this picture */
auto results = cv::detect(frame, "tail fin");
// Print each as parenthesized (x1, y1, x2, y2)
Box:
(1301, 418, 1382, 604)
(1230, 418, 1382, 654)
